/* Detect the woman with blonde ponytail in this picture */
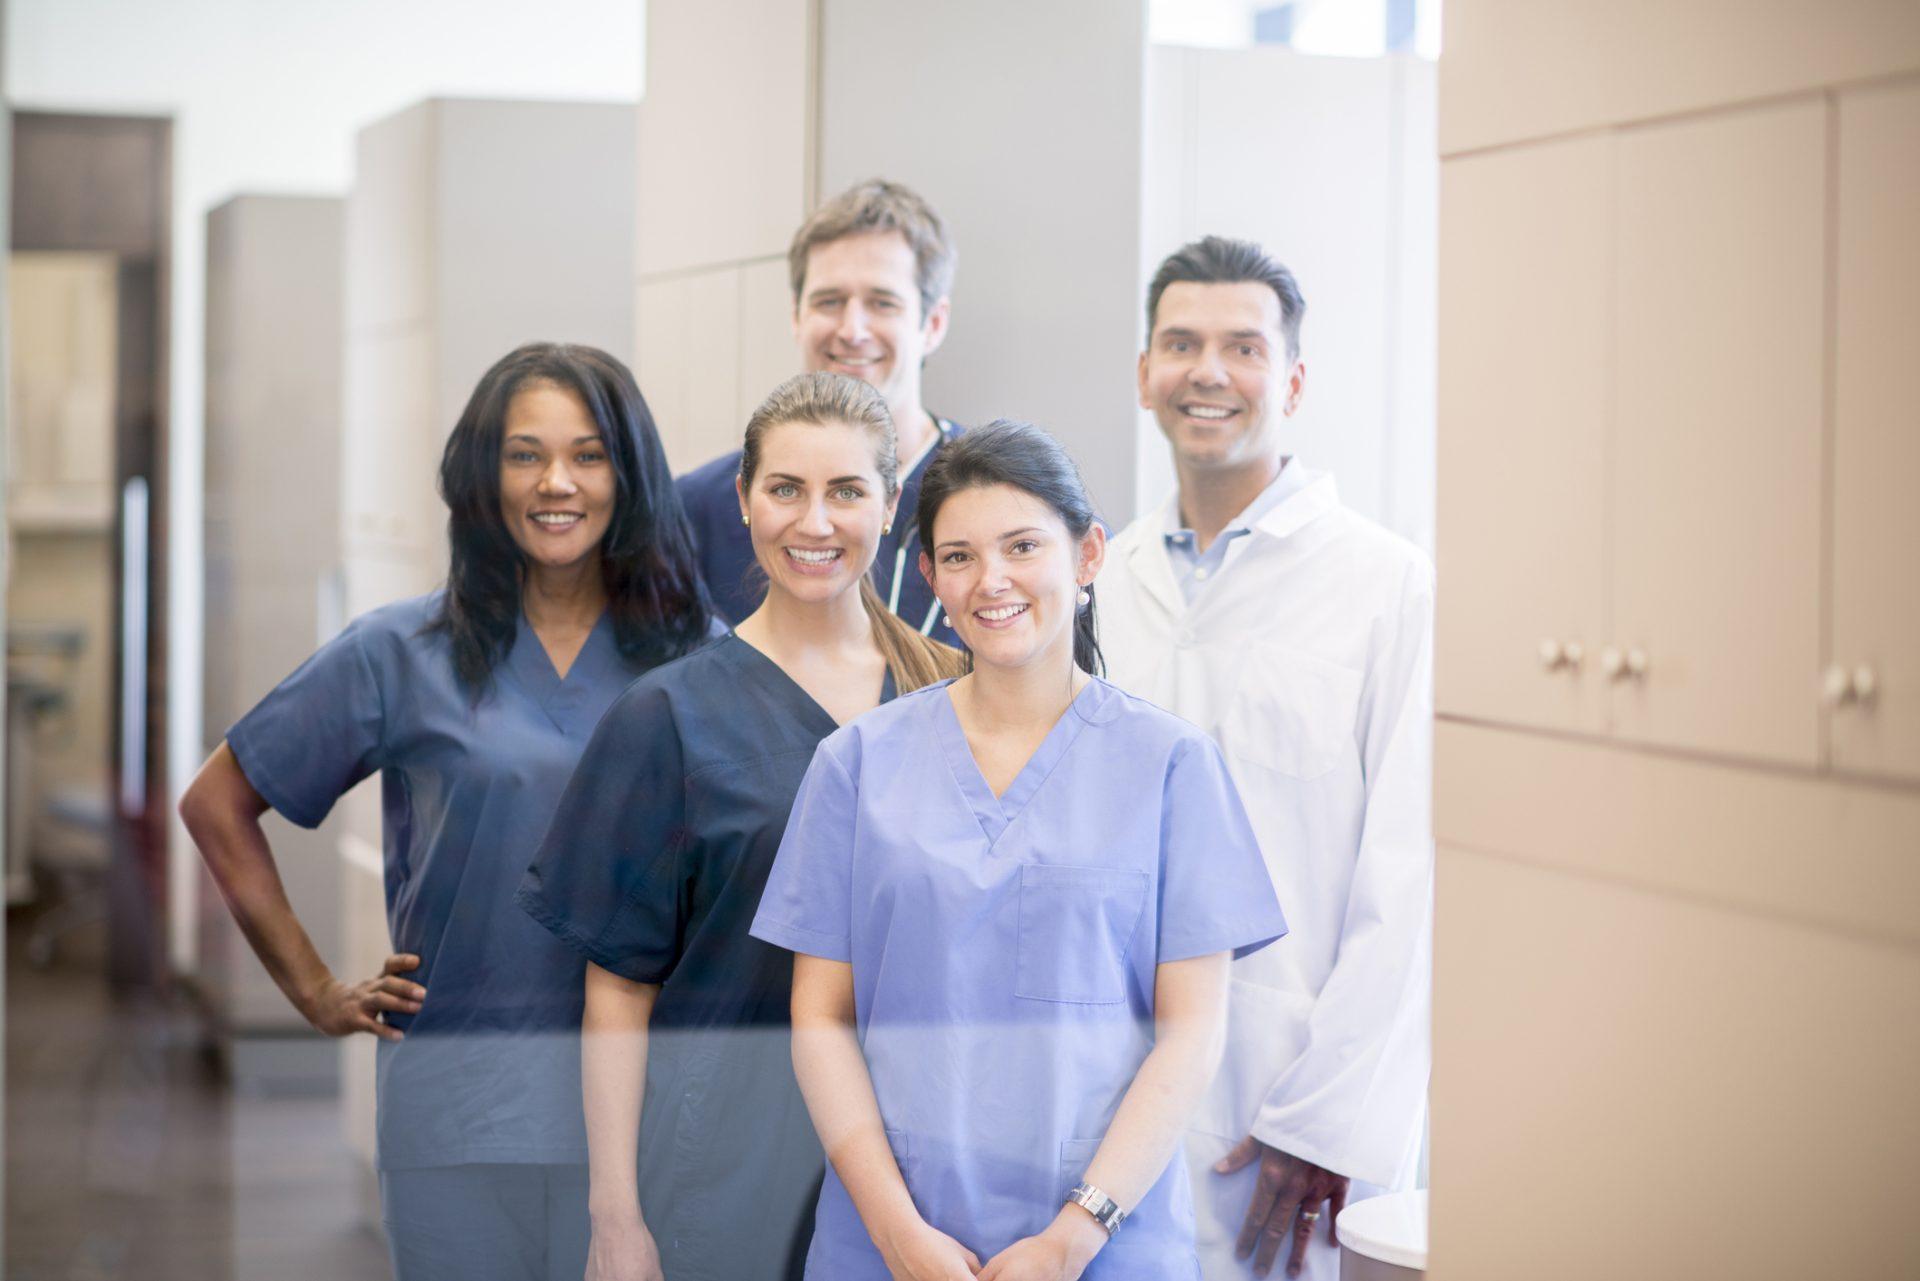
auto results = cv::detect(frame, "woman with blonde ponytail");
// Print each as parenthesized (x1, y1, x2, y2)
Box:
(516, 372, 960, 1281)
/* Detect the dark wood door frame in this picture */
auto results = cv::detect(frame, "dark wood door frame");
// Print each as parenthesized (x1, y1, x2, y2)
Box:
(11, 110, 173, 989)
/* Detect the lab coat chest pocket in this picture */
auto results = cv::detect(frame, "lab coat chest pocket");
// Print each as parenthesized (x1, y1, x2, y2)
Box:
(1013, 865, 1150, 1004)
(1220, 647, 1361, 781)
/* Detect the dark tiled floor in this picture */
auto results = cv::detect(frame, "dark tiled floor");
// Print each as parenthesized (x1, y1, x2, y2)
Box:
(5, 918, 393, 1280)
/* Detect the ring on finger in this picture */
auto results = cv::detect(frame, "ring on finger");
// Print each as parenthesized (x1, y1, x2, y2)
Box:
(1299, 1210, 1321, 1224)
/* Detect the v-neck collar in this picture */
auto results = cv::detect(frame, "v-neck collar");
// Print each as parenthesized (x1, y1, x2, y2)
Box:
(507, 608, 619, 735)
(727, 634, 897, 735)
(929, 676, 1107, 848)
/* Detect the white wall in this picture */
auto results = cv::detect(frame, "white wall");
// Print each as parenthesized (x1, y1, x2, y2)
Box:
(3, 0, 645, 971)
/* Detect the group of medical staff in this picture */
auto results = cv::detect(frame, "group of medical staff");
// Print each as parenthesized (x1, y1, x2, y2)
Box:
(180, 179, 1434, 1281)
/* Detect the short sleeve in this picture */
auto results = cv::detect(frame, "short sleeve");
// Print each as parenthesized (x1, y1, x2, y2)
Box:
(1157, 734, 1289, 963)
(748, 740, 858, 962)
(516, 679, 691, 984)
(226, 620, 386, 830)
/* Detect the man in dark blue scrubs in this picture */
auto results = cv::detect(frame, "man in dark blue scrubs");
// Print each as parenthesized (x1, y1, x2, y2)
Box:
(675, 179, 965, 646)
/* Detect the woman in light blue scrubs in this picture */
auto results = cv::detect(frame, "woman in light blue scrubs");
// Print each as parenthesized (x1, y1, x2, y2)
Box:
(751, 421, 1289, 1281)
(179, 343, 713, 1281)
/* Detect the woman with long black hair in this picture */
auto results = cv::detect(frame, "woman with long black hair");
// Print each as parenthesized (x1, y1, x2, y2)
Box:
(179, 342, 712, 1281)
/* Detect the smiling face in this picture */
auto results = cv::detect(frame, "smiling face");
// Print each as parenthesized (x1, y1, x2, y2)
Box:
(922, 483, 1104, 675)
(737, 418, 897, 607)
(1137, 280, 1304, 475)
(794, 230, 949, 420)
(497, 380, 616, 572)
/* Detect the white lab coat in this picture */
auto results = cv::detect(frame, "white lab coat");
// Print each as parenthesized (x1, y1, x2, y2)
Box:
(1097, 468, 1433, 1281)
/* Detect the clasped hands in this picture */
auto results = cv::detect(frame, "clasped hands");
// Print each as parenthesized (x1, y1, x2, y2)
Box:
(883, 1202, 1108, 1281)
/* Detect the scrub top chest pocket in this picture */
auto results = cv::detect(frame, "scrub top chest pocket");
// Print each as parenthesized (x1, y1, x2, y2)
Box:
(1012, 864, 1151, 1004)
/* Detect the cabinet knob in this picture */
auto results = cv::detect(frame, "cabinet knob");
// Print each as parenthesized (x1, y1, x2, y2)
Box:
(1562, 641, 1585, 669)
(1539, 638, 1564, 670)
(1624, 647, 1649, 679)
(1823, 664, 1854, 707)
(1600, 646, 1625, 679)
(1853, 665, 1879, 705)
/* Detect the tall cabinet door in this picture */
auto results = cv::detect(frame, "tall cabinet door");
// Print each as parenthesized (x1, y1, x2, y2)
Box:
(1609, 99, 1827, 767)
(1832, 81, 1920, 783)
(1436, 135, 1610, 734)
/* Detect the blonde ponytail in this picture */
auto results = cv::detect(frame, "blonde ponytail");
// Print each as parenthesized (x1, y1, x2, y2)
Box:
(859, 576, 965, 694)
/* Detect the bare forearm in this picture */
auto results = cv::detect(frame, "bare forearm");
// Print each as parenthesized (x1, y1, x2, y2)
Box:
(792, 1016, 921, 1244)
(582, 965, 657, 1219)
(1081, 953, 1231, 1209)
(181, 761, 332, 1018)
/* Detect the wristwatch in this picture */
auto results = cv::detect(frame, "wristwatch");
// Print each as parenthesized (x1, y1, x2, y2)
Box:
(1066, 1182, 1128, 1238)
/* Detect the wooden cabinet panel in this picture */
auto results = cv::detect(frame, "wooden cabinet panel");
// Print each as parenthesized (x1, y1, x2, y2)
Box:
(736, 257, 798, 429)
(1434, 720, 1920, 947)
(635, 267, 745, 473)
(1435, 136, 1609, 734)
(1610, 100, 1825, 767)
(636, 0, 813, 277)
(1432, 846, 1920, 1281)
(1440, 0, 1920, 156)
(1833, 81, 1920, 782)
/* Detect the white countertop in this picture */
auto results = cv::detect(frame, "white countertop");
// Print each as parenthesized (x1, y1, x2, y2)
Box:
(1337, 1188, 1428, 1270)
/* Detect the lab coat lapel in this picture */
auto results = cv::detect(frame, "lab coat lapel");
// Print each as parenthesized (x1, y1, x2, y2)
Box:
(1122, 494, 1187, 623)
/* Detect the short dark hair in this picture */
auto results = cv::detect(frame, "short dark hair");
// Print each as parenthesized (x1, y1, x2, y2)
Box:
(1145, 235, 1306, 359)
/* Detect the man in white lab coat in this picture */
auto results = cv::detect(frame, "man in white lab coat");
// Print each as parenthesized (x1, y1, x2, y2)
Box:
(1097, 236, 1433, 1280)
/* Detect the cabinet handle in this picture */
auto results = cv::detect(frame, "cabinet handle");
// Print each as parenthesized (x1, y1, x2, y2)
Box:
(1624, 647, 1649, 679)
(1853, 665, 1878, 705)
(1539, 638, 1564, 670)
(1562, 640, 1584, 670)
(1823, 664, 1855, 707)
(1600, 646, 1625, 680)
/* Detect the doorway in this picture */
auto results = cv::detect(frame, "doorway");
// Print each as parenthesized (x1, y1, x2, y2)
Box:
(7, 111, 172, 990)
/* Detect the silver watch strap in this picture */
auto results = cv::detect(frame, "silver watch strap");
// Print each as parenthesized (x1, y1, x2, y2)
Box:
(1067, 1181, 1128, 1238)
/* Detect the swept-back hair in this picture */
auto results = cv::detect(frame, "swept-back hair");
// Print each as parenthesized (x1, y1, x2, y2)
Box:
(787, 178, 956, 320)
(432, 341, 710, 687)
(1146, 234, 1306, 359)
(914, 420, 1104, 677)
(741, 372, 964, 694)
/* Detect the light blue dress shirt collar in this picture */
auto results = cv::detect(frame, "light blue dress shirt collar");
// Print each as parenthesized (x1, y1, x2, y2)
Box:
(1162, 457, 1308, 606)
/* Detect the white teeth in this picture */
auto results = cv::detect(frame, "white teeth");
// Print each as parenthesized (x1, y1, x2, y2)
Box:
(977, 603, 1028, 621)
(1185, 405, 1234, 420)
(786, 547, 842, 564)
(533, 513, 582, 525)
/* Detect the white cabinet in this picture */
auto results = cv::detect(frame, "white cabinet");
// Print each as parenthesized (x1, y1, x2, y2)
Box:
(1831, 80, 1920, 784)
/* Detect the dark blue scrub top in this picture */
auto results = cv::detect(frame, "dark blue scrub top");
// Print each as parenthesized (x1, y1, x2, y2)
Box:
(517, 633, 894, 1280)
(676, 419, 964, 647)
(226, 591, 670, 1170)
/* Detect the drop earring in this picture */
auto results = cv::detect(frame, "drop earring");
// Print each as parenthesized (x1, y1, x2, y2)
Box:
(942, 615, 954, 629)
(1077, 588, 1091, 607)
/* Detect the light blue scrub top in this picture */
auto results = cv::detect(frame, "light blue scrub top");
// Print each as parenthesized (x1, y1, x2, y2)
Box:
(227, 591, 666, 1170)
(751, 677, 1288, 1279)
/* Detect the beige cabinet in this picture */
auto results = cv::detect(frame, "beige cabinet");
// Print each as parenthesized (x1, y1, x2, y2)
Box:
(1831, 80, 1920, 783)
(1439, 100, 1836, 770)
(1436, 135, 1610, 736)
(1433, 841, 1920, 1281)
(1610, 100, 1826, 767)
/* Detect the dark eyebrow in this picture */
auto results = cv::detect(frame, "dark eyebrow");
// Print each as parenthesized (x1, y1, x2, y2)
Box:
(935, 526, 1044, 553)
(503, 434, 602, 446)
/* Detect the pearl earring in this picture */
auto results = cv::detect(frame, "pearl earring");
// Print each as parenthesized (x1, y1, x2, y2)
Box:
(1077, 588, 1091, 607)
(942, 615, 953, 629)
(883, 523, 892, 536)
(741, 514, 749, 527)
